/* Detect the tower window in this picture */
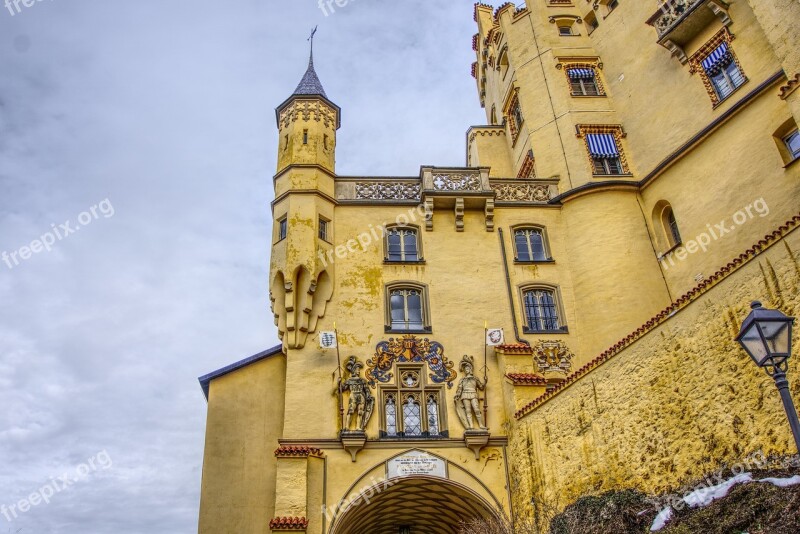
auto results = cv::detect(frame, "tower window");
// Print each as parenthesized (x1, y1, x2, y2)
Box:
(652, 201, 682, 253)
(278, 217, 287, 241)
(318, 218, 329, 241)
(385, 283, 430, 333)
(558, 25, 573, 36)
(514, 228, 550, 262)
(385, 226, 421, 262)
(568, 68, 601, 96)
(504, 90, 525, 144)
(522, 288, 563, 333)
(303, 129, 308, 144)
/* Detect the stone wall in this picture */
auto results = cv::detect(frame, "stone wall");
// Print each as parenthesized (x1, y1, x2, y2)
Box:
(509, 224, 800, 525)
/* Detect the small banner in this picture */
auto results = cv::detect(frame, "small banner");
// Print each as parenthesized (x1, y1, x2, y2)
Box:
(319, 331, 337, 349)
(486, 328, 504, 346)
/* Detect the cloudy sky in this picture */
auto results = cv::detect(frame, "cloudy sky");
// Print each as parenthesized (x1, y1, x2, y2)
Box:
(0, 0, 490, 532)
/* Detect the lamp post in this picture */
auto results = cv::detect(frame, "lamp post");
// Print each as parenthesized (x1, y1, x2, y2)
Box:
(735, 301, 799, 452)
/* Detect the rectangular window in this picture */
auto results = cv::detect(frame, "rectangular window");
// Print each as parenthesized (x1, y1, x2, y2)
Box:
(523, 289, 562, 333)
(558, 25, 573, 36)
(386, 228, 419, 262)
(318, 218, 328, 241)
(387, 286, 429, 333)
(303, 129, 308, 144)
(586, 132, 625, 175)
(702, 43, 745, 102)
(784, 130, 800, 160)
(568, 68, 600, 96)
(514, 228, 548, 262)
(278, 218, 287, 241)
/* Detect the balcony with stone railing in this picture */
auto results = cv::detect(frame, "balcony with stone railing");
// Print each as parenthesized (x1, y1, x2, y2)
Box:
(335, 168, 558, 231)
(646, 0, 731, 63)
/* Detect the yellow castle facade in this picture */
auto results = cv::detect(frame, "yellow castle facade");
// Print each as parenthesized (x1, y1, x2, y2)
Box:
(198, 1, 800, 532)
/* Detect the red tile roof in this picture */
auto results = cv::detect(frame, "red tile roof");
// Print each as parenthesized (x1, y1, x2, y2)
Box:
(269, 517, 309, 530)
(506, 373, 547, 385)
(274, 446, 324, 459)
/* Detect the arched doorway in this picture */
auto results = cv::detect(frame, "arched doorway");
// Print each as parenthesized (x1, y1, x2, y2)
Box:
(330, 475, 503, 534)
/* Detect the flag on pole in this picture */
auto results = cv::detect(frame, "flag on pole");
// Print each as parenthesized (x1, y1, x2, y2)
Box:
(319, 331, 337, 349)
(486, 328, 504, 346)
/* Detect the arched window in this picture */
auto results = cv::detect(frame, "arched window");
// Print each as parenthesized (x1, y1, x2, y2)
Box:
(385, 226, 420, 262)
(379, 366, 446, 439)
(402, 395, 422, 437)
(652, 201, 682, 252)
(514, 227, 549, 262)
(385, 283, 431, 333)
(385, 394, 397, 436)
(522, 287, 563, 333)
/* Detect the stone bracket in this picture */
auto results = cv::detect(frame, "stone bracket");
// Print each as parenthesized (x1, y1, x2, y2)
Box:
(464, 430, 490, 460)
(484, 198, 495, 232)
(424, 198, 434, 231)
(455, 198, 465, 232)
(340, 431, 367, 462)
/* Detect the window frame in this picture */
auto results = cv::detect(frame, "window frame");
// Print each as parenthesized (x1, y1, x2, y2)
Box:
(378, 363, 447, 439)
(576, 124, 631, 177)
(520, 284, 567, 334)
(383, 224, 424, 264)
(688, 29, 748, 107)
(512, 225, 553, 263)
(318, 217, 330, 242)
(385, 282, 432, 334)
(277, 217, 288, 242)
(784, 129, 800, 162)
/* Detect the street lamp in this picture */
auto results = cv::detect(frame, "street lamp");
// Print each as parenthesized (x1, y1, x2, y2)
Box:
(736, 300, 799, 452)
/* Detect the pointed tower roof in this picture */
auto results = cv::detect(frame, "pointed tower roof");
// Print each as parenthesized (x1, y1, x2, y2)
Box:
(293, 54, 328, 98)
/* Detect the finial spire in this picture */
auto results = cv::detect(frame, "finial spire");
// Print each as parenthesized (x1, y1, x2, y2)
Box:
(293, 27, 328, 98)
(308, 26, 318, 66)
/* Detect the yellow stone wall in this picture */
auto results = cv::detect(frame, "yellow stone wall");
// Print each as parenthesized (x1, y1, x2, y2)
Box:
(509, 227, 800, 525)
(198, 354, 287, 534)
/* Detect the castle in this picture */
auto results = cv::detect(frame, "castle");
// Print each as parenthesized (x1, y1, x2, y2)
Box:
(197, 1, 800, 532)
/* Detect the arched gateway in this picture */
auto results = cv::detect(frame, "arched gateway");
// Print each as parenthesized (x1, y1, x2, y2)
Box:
(330, 475, 503, 534)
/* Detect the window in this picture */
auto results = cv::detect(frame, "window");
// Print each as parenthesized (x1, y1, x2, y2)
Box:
(568, 68, 600, 96)
(318, 218, 329, 241)
(303, 129, 308, 144)
(278, 217, 287, 241)
(514, 228, 549, 262)
(697, 41, 746, 104)
(784, 130, 800, 161)
(586, 132, 624, 175)
(504, 89, 525, 144)
(585, 12, 599, 34)
(380, 367, 444, 438)
(386, 283, 430, 333)
(522, 288, 563, 333)
(385, 226, 420, 262)
(323, 134, 328, 150)
(607, 0, 619, 12)
(652, 201, 681, 252)
(558, 25, 573, 36)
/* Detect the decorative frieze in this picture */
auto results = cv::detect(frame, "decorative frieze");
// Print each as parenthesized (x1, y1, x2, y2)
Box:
(491, 182, 551, 202)
(432, 174, 482, 192)
(354, 182, 421, 201)
(278, 100, 338, 129)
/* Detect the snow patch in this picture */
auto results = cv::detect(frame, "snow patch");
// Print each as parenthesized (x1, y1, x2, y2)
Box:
(758, 475, 800, 488)
(683, 473, 753, 508)
(650, 506, 673, 531)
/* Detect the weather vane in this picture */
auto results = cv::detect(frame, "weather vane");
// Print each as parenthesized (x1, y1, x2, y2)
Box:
(308, 26, 318, 57)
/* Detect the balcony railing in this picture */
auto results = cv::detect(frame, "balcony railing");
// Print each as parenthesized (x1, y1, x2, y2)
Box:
(648, 0, 704, 39)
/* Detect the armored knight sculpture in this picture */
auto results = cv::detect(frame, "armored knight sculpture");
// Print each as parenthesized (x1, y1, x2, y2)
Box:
(454, 355, 487, 430)
(339, 355, 375, 432)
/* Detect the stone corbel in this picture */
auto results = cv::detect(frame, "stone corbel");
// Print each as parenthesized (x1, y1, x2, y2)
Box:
(424, 198, 434, 231)
(484, 199, 495, 232)
(707, 0, 731, 27)
(455, 198, 465, 232)
(664, 39, 688, 64)
(340, 431, 367, 462)
(464, 430, 490, 460)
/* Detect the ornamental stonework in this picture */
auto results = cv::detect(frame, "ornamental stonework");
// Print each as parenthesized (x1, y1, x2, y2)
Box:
(432, 174, 482, 191)
(491, 183, 551, 202)
(533, 340, 575, 374)
(354, 182, 421, 200)
(279, 100, 338, 129)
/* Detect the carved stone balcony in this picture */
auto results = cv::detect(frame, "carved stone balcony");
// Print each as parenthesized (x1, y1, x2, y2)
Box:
(646, 0, 731, 63)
